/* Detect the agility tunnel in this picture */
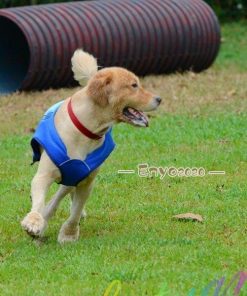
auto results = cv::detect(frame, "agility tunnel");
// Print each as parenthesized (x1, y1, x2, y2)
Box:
(0, 0, 221, 94)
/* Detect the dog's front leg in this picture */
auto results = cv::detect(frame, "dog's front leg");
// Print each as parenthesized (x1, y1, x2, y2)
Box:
(21, 173, 53, 237)
(58, 169, 99, 243)
(21, 152, 60, 237)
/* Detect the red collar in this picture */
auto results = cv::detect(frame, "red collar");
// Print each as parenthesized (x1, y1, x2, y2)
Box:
(67, 98, 102, 140)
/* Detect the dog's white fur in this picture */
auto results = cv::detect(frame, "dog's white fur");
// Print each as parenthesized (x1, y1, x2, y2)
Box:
(21, 49, 160, 243)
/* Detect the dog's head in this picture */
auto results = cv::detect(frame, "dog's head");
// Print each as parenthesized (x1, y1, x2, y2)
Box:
(86, 68, 161, 127)
(72, 50, 161, 127)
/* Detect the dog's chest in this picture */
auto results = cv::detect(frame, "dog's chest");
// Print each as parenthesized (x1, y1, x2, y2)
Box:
(66, 137, 104, 161)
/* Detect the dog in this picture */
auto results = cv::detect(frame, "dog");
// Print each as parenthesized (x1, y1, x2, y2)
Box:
(21, 49, 162, 243)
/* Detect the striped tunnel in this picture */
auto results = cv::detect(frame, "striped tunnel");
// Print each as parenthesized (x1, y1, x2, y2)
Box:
(0, 0, 221, 94)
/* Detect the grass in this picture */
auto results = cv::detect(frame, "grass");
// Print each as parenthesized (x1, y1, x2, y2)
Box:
(0, 21, 247, 295)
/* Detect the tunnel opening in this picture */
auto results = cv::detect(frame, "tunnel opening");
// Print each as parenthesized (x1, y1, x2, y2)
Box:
(0, 16, 30, 95)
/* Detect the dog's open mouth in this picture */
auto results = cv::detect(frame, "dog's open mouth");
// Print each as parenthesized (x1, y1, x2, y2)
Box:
(122, 107, 149, 127)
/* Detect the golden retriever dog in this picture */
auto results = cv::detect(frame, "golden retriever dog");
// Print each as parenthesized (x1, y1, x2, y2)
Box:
(21, 49, 161, 243)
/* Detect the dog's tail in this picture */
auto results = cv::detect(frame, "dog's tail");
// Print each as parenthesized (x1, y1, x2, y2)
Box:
(71, 49, 98, 86)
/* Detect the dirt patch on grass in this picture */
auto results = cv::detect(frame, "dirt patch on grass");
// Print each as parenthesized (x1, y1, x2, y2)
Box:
(143, 67, 247, 115)
(0, 66, 246, 136)
(0, 87, 80, 136)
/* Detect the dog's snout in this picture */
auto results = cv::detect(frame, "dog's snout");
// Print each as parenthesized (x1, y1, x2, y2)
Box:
(155, 96, 162, 105)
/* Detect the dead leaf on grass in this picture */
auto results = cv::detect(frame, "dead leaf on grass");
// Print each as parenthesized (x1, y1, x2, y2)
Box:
(172, 213, 203, 223)
(227, 89, 237, 97)
(25, 127, 35, 134)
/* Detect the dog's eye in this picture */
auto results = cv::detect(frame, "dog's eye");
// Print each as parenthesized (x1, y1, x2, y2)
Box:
(131, 83, 138, 88)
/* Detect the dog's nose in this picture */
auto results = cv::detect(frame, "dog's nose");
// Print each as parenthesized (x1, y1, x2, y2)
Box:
(155, 96, 162, 105)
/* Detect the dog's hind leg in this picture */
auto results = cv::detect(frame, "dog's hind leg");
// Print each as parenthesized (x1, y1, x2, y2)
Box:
(70, 191, 87, 219)
(43, 185, 73, 221)
(58, 169, 99, 243)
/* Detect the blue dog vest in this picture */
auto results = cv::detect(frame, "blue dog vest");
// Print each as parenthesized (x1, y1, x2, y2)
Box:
(31, 101, 115, 186)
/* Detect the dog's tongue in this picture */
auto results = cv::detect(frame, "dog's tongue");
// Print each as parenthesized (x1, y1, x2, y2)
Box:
(123, 107, 149, 127)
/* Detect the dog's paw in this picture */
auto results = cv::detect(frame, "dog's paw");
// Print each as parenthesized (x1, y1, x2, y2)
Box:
(58, 223, 79, 244)
(21, 211, 47, 237)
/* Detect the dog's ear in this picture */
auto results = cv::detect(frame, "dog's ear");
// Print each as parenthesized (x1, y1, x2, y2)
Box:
(87, 71, 113, 107)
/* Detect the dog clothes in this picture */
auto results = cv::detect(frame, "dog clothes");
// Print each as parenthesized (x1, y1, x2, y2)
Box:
(31, 100, 115, 186)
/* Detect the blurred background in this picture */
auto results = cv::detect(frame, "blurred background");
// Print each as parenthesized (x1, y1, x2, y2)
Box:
(0, 0, 247, 20)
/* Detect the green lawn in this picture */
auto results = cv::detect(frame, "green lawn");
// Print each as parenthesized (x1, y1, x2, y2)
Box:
(0, 22, 247, 295)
